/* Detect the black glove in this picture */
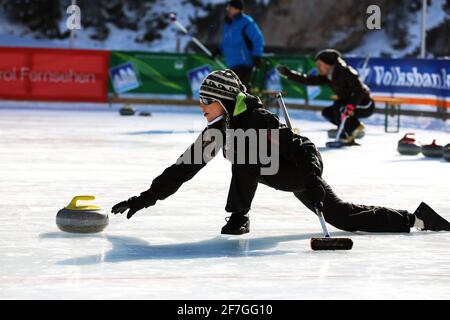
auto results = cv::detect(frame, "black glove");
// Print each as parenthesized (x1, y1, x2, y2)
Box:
(276, 64, 292, 78)
(304, 175, 326, 212)
(111, 190, 157, 219)
(253, 56, 262, 69)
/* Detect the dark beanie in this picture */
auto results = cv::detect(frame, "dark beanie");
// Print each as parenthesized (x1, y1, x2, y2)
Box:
(228, 0, 244, 10)
(199, 69, 247, 114)
(315, 49, 342, 65)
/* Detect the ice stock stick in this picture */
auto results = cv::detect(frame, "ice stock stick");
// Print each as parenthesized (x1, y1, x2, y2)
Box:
(276, 93, 353, 251)
(276, 92, 293, 129)
(325, 115, 348, 148)
(169, 13, 226, 69)
(310, 207, 353, 251)
(360, 54, 371, 80)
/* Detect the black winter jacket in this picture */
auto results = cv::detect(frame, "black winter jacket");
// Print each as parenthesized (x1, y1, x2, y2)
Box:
(286, 57, 372, 106)
(143, 96, 322, 202)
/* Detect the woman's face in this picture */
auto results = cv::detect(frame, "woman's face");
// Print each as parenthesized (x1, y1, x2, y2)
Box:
(315, 59, 332, 76)
(199, 98, 226, 122)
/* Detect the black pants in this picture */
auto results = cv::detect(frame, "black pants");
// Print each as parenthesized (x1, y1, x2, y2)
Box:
(322, 100, 375, 135)
(225, 162, 412, 233)
(231, 66, 254, 92)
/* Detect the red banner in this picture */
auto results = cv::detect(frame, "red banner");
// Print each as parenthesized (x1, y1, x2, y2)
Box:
(0, 47, 110, 102)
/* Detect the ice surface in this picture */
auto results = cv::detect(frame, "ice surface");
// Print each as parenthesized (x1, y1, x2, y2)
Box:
(0, 104, 449, 299)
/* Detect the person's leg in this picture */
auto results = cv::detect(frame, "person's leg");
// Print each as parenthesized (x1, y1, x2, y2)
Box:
(222, 164, 259, 234)
(355, 99, 376, 119)
(344, 100, 375, 134)
(231, 66, 254, 91)
(322, 101, 344, 127)
(293, 177, 412, 233)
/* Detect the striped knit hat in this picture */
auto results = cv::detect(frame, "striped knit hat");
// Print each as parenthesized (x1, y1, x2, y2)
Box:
(199, 69, 247, 114)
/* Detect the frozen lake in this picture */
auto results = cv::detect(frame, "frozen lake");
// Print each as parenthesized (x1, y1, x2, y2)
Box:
(1, 104, 449, 299)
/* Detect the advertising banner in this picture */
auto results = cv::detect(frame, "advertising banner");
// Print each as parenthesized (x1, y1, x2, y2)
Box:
(108, 52, 313, 102)
(347, 57, 450, 107)
(108, 51, 224, 98)
(0, 47, 110, 102)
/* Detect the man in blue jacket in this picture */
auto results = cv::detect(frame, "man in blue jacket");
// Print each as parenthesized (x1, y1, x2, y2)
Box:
(216, 0, 265, 90)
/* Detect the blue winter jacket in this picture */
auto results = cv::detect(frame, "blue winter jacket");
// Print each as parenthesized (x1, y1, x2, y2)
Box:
(220, 13, 265, 68)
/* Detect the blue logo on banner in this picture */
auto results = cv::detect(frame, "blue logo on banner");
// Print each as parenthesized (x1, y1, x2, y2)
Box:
(265, 68, 282, 92)
(306, 68, 321, 100)
(188, 65, 212, 98)
(109, 62, 140, 94)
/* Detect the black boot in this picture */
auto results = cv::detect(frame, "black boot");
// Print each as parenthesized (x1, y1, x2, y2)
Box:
(414, 202, 450, 231)
(221, 211, 250, 235)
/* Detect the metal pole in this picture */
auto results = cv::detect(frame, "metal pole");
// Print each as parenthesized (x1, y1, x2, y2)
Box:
(315, 208, 330, 238)
(170, 16, 226, 69)
(420, 0, 427, 58)
(69, 0, 76, 48)
(276, 93, 293, 129)
(176, 35, 180, 53)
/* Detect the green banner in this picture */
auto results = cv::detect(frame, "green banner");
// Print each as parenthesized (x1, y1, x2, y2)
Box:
(109, 51, 225, 96)
(108, 51, 333, 102)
